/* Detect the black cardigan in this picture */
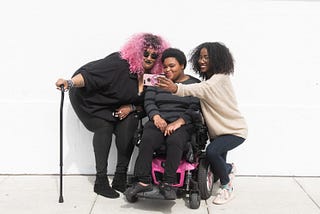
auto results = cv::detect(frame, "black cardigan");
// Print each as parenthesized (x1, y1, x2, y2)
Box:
(70, 52, 144, 122)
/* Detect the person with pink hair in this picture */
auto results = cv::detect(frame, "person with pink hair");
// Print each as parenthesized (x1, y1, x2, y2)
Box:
(55, 33, 170, 199)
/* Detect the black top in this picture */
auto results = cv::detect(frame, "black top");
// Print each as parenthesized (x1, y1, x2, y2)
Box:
(71, 52, 144, 122)
(144, 75, 201, 124)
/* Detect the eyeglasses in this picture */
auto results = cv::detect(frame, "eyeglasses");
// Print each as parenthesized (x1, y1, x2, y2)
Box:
(199, 55, 209, 62)
(143, 50, 158, 60)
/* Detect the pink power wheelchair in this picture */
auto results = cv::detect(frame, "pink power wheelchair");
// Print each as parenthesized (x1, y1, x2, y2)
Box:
(125, 114, 213, 209)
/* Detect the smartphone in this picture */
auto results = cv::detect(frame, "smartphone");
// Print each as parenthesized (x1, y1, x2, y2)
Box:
(143, 74, 164, 86)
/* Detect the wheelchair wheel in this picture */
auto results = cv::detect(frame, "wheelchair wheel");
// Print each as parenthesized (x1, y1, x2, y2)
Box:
(189, 192, 201, 209)
(125, 194, 138, 203)
(198, 158, 213, 199)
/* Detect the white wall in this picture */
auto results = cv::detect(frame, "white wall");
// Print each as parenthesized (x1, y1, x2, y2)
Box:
(0, 0, 319, 176)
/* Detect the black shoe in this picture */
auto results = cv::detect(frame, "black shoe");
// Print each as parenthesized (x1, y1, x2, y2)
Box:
(123, 182, 153, 197)
(111, 172, 127, 193)
(159, 183, 177, 200)
(94, 175, 120, 198)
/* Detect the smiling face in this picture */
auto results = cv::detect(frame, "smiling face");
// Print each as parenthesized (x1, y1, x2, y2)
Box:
(198, 48, 209, 73)
(142, 48, 158, 72)
(163, 57, 185, 82)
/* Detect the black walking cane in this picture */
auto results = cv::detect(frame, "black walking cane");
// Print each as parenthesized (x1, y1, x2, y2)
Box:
(59, 85, 65, 203)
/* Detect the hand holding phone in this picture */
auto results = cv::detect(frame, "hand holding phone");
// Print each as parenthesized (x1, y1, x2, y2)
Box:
(143, 74, 165, 86)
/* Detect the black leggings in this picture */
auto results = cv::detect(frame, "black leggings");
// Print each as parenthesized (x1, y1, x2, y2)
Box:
(69, 91, 139, 175)
(134, 121, 192, 184)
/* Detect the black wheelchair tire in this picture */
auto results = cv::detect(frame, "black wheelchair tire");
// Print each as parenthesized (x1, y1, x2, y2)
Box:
(198, 157, 214, 200)
(189, 192, 201, 209)
(125, 194, 138, 203)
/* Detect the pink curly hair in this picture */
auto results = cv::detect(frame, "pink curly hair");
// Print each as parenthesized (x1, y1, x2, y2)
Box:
(120, 33, 170, 75)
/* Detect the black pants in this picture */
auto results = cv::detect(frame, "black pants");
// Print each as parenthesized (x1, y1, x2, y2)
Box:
(69, 91, 139, 175)
(134, 121, 192, 184)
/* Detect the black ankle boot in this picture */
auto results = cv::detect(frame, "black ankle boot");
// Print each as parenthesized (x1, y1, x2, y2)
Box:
(94, 175, 120, 198)
(111, 172, 127, 193)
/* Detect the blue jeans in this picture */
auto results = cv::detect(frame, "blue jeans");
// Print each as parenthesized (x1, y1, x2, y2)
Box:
(206, 134, 245, 185)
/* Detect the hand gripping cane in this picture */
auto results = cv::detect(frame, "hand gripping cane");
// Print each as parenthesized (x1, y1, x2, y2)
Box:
(59, 85, 64, 203)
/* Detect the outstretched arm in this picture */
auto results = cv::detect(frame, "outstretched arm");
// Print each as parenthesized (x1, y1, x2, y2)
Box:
(156, 76, 178, 93)
(55, 73, 85, 90)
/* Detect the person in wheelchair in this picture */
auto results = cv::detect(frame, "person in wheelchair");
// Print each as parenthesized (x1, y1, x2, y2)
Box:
(124, 48, 201, 200)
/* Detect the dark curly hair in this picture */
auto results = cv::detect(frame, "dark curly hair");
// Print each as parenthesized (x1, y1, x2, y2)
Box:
(161, 48, 187, 69)
(189, 42, 234, 80)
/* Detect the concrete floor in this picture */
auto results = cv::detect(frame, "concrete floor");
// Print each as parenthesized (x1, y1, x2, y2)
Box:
(0, 175, 319, 214)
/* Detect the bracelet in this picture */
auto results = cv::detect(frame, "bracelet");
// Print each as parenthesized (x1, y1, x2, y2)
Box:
(67, 79, 74, 89)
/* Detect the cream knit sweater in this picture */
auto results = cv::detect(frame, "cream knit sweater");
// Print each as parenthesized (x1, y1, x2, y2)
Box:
(175, 74, 248, 139)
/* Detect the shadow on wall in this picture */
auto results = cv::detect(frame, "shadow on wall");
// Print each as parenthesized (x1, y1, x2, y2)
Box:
(62, 101, 138, 175)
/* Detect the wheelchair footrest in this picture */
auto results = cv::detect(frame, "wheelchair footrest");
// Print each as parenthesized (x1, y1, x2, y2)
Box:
(136, 186, 166, 200)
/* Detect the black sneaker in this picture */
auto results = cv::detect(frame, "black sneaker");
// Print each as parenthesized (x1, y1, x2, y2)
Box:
(124, 182, 153, 197)
(159, 183, 177, 200)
